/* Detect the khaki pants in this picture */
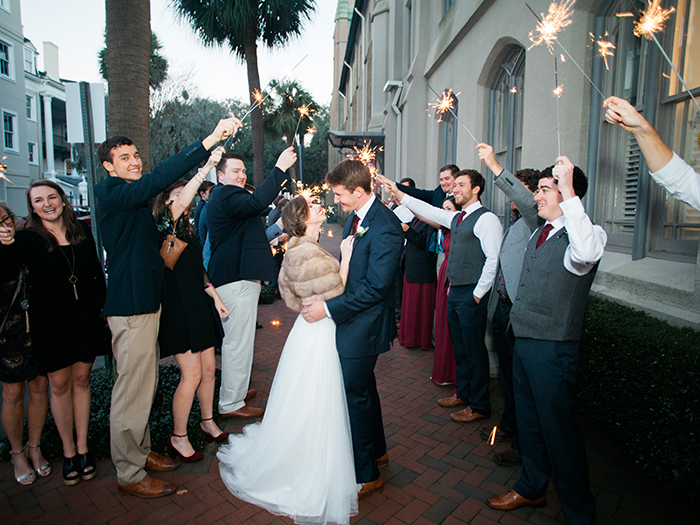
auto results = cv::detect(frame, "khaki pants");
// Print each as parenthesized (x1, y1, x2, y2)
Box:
(107, 310, 160, 485)
(216, 280, 260, 413)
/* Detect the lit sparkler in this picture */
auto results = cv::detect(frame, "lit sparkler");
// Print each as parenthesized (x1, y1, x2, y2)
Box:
(271, 320, 281, 326)
(633, 0, 675, 39)
(616, 12, 634, 18)
(293, 104, 315, 147)
(426, 84, 479, 144)
(510, 86, 518, 94)
(0, 156, 13, 184)
(527, 0, 576, 53)
(554, 55, 563, 157)
(553, 84, 564, 97)
(327, 230, 334, 238)
(525, 2, 606, 100)
(428, 89, 458, 120)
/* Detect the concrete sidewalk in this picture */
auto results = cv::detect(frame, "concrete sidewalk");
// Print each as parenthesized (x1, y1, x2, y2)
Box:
(1, 223, 696, 524)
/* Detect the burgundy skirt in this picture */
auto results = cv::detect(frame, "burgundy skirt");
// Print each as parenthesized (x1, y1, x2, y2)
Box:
(398, 276, 436, 350)
(431, 259, 456, 386)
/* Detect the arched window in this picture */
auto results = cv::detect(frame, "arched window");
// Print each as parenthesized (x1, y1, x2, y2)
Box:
(437, 91, 458, 166)
(488, 46, 525, 222)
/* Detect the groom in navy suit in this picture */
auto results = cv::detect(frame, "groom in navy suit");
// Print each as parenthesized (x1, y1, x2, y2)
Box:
(302, 159, 403, 498)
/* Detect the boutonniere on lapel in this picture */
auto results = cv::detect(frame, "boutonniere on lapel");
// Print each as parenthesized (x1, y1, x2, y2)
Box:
(355, 225, 370, 238)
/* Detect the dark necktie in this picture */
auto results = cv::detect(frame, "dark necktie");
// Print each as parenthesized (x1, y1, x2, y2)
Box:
(351, 214, 360, 235)
(536, 224, 554, 249)
(456, 211, 466, 226)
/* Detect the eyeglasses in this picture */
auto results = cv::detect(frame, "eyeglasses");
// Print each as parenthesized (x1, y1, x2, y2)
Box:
(0, 214, 14, 227)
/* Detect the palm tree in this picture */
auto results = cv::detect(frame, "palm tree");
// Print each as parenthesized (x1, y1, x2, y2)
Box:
(99, 32, 169, 91)
(105, 0, 152, 171)
(172, 0, 316, 186)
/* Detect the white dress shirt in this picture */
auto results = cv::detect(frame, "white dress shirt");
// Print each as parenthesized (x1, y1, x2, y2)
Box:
(401, 194, 503, 299)
(534, 196, 607, 276)
(651, 152, 700, 211)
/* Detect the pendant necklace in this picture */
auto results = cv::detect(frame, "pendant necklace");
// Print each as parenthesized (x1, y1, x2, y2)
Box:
(59, 245, 79, 300)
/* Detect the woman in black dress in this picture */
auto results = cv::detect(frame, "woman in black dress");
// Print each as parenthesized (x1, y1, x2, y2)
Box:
(152, 147, 229, 462)
(0, 202, 51, 486)
(0, 181, 107, 485)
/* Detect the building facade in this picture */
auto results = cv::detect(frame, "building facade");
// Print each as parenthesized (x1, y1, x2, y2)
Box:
(1, 0, 75, 216)
(331, 0, 700, 329)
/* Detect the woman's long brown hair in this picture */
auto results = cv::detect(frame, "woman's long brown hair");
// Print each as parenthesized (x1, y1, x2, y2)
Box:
(151, 179, 195, 237)
(26, 180, 86, 251)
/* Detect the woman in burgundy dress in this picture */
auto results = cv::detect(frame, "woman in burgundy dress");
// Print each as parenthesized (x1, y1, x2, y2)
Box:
(430, 197, 459, 386)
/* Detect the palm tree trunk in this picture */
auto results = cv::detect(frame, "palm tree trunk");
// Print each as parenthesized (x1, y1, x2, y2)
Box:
(105, 0, 151, 172)
(244, 26, 264, 188)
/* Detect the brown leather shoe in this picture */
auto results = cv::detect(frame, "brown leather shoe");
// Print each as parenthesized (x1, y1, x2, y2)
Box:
(377, 453, 388, 468)
(358, 477, 384, 499)
(450, 406, 487, 423)
(145, 452, 180, 472)
(118, 474, 176, 498)
(493, 447, 521, 466)
(487, 489, 546, 511)
(220, 404, 264, 418)
(438, 394, 467, 408)
(245, 388, 257, 401)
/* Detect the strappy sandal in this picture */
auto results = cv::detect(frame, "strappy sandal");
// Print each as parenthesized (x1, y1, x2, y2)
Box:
(63, 455, 80, 486)
(11, 445, 36, 486)
(78, 451, 96, 481)
(27, 443, 52, 477)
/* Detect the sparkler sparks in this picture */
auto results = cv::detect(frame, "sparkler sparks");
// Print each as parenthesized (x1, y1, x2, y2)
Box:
(633, 0, 675, 39)
(553, 84, 564, 97)
(327, 230, 334, 238)
(426, 84, 480, 144)
(252, 88, 264, 104)
(0, 156, 13, 184)
(270, 320, 281, 326)
(428, 89, 457, 120)
(527, 0, 576, 53)
(488, 426, 498, 446)
(510, 86, 518, 94)
(590, 32, 616, 70)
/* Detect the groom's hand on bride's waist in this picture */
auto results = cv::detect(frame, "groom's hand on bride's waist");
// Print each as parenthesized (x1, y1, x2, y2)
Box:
(301, 300, 328, 323)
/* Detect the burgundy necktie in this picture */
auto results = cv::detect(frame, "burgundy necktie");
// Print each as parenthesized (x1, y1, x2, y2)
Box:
(456, 211, 466, 226)
(536, 224, 554, 249)
(351, 214, 360, 235)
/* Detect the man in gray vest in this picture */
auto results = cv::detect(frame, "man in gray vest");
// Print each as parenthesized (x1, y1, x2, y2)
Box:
(477, 143, 542, 466)
(379, 170, 502, 423)
(487, 158, 606, 525)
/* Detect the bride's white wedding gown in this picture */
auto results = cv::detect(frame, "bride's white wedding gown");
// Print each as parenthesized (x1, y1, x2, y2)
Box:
(217, 314, 359, 525)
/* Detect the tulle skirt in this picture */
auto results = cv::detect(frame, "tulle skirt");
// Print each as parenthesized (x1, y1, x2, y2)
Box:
(218, 315, 359, 525)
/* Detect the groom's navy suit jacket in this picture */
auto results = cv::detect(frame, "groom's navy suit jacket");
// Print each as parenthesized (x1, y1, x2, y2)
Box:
(327, 198, 404, 358)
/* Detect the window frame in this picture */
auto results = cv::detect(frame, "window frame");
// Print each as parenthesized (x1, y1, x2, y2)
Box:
(0, 0, 10, 14)
(26, 93, 36, 121)
(3, 109, 19, 154)
(27, 141, 38, 165)
(0, 38, 15, 82)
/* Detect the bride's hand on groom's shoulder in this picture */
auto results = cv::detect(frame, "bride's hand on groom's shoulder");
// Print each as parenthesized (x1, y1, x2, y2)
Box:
(340, 236, 355, 260)
(301, 300, 327, 323)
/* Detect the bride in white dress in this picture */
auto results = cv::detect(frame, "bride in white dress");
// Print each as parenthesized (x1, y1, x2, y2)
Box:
(218, 196, 358, 525)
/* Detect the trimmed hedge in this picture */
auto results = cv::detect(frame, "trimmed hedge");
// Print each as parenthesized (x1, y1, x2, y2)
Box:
(2, 364, 221, 461)
(578, 297, 700, 500)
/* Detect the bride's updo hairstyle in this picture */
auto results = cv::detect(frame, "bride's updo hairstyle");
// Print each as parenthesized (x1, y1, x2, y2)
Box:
(281, 196, 309, 237)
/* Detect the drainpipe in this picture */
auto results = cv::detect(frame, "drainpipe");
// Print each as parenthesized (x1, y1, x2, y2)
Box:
(355, 7, 366, 131)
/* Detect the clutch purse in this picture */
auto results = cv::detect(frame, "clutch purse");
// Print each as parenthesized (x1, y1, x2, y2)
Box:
(160, 214, 187, 270)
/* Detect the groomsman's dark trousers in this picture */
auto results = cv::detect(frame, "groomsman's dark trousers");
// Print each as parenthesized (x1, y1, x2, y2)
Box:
(339, 355, 386, 483)
(447, 284, 491, 416)
(491, 298, 518, 445)
(513, 338, 596, 525)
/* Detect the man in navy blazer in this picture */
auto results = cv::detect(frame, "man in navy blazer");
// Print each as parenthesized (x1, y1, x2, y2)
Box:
(395, 164, 459, 207)
(207, 147, 297, 419)
(302, 159, 404, 499)
(95, 117, 240, 498)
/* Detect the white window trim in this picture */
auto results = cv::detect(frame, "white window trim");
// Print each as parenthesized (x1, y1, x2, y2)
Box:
(0, 0, 10, 14)
(2, 109, 19, 154)
(26, 93, 36, 122)
(0, 38, 15, 82)
(28, 141, 38, 165)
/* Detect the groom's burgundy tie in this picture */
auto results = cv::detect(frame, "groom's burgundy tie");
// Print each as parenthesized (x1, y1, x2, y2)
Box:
(351, 214, 360, 235)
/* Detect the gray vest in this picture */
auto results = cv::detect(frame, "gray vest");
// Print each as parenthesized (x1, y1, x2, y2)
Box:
(446, 206, 489, 286)
(510, 226, 598, 342)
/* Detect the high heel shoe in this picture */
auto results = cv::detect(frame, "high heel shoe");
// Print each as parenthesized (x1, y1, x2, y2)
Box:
(167, 435, 204, 463)
(63, 455, 80, 486)
(11, 445, 36, 486)
(200, 418, 229, 444)
(78, 451, 96, 481)
(27, 444, 52, 477)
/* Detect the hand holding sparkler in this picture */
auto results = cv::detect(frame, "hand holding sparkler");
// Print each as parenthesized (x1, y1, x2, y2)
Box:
(203, 117, 242, 151)
(0, 225, 14, 246)
(603, 96, 673, 172)
(476, 143, 503, 175)
(552, 156, 576, 201)
(202, 146, 226, 173)
(275, 147, 298, 172)
(375, 174, 404, 202)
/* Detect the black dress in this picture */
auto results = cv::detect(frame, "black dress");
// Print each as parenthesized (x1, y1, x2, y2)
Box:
(0, 265, 38, 382)
(156, 205, 217, 358)
(0, 223, 108, 374)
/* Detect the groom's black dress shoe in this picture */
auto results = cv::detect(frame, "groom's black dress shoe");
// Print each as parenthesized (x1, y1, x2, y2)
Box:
(358, 477, 384, 499)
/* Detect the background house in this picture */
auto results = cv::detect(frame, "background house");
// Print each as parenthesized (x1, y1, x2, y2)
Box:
(330, 0, 700, 329)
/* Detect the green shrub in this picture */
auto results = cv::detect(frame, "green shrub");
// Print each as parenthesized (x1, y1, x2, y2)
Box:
(579, 297, 700, 500)
(259, 284, 278, 304)
(2, 364, 222, 461)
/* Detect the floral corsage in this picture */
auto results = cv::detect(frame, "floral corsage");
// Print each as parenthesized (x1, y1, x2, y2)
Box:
(355, 225, 370, 238)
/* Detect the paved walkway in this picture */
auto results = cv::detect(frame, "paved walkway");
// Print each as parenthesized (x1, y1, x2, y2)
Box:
(1, 224, 697, 524)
